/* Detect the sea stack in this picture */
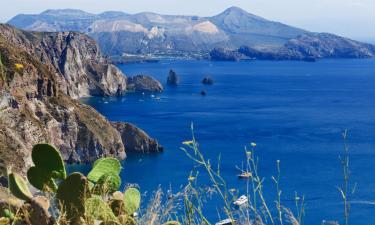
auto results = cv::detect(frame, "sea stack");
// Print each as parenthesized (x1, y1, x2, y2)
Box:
(202, 76, 214, 85)
(167, 69, 179, 86)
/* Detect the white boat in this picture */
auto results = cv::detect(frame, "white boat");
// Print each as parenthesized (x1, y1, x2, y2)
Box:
(237, 171, 252, 179)
(233, 195, 248, 206)
(215, 218, 236, 225)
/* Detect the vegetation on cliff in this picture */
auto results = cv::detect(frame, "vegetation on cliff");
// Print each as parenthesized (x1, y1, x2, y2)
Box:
(0, 127, 354, 225)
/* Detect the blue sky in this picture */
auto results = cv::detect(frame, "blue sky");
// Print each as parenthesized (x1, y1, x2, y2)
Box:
(1, 0, 375, 41)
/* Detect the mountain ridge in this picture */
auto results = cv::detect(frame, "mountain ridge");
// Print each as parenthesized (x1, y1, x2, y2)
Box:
(7, 7, 375, 60)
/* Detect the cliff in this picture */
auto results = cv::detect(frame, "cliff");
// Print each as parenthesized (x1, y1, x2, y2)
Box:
(0, 25, 162, 174)
(210, 33, 375, 61)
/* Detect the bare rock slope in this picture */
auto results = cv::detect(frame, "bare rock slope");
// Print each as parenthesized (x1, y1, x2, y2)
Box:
(0, 25, 161, 174)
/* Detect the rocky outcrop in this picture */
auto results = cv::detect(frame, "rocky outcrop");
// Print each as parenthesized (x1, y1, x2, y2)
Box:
(0, 25, 162, 175)
(209, 48, 242, 61)
(112, 122, 163, 153)
(167, 70, 179, 86)
(202, 76, 214, 85)
(211, 33, 375, 61)
(0, 24, 127, 99)
(126, 75, 163, 93)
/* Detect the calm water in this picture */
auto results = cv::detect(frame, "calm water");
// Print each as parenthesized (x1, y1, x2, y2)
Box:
(80, 59, 375, 224)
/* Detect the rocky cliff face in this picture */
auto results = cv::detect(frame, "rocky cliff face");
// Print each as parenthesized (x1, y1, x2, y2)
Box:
(0, 24, 127, 99)
(112, 122, 163, 153)
(126, 75, 163, 93)
(210, 33, 375, 61)
(0, 25, 162, 174)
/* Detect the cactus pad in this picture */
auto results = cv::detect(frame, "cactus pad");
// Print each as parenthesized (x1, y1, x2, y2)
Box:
(31, 144, 66, 179)
(85, 195, 116, 222)
(95, 173, 121, 194)
(87, 158, 121, 183)
(8, 173, 32, 201)
(56, 173, 90, 223)
(27, 166, 57, 192)
(123, 188, 141, 215)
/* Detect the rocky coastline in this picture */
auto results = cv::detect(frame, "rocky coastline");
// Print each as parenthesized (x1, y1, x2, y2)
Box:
(0, 24, 163, 175)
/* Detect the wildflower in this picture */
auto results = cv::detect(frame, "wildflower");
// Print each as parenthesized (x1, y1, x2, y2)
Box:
(182, 140, 194, 146)
(14, 63, 24, 71)
(188, 176, 195, 182)
(250, 142, 257, 147)
(246, 151, 252, 158)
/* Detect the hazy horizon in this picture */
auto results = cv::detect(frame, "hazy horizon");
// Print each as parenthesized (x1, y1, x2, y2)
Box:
(1, 0, 375, 41)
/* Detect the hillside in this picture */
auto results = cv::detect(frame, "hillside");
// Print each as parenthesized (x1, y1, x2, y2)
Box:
(0, 25, 163, 174)
(7, 7, 375, 60)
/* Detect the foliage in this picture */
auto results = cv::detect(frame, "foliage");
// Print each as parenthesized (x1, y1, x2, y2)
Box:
(27, 144, 66, 192)
(8, 173, 32, 201)
(5, 143, 141, 225)
(3, 129, 355, 225)
(85, 195, 116, 222)
(56, 172, 90, 223)
(124, 187, 141, 216)
(88, 158, 121, 183)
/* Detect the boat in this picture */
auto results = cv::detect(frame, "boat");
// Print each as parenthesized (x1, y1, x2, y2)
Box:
(237, 171, 252, 179)
(233, 195, 248, 206)
(215, 218, 236, 225)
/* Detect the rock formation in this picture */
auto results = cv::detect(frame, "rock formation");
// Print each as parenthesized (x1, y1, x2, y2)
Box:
(112, 122, 163, 153)
(202, 76, 214, 85)
(126, 75, 163, 93)
(211, 33, 375, 61)
(167, 70, 179, 86)
(0, 24, 162, 175)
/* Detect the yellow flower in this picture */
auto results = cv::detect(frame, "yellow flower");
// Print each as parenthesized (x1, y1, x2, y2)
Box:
(188, 176, 195, 182)
(250, 142, 257, 147)
(14, 63, 24, 71)
(182, 140, 194, 146)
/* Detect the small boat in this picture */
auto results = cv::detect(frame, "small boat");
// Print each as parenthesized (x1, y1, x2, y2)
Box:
(233, 195, 248, 206)
(215, 218, 236, 225)
(238, 171, 252, 179)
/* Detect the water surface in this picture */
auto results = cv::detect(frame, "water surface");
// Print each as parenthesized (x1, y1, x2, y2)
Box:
(81, 59, 375, 224)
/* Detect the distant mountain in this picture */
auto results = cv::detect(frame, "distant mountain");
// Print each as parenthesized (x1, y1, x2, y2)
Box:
(8, 7, 375, 60)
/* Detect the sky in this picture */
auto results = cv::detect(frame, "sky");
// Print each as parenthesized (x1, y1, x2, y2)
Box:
(1, 0, 375, 41)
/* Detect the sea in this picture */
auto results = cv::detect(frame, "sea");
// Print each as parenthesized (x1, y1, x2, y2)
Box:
(77, 59, 375, 224)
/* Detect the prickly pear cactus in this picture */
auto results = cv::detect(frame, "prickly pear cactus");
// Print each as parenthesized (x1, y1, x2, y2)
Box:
(110, 199, 125, 216)
(27, 144, 66, 192)
(31, 144, 66, 179)
(118, 215, 137, 225)
(85, 195, 116, 222)
(123, 188, 140, 216)
(162, 221, 181, 225)
(56, 173, 90, 223)
(95, 173, 121, 194)
(8, 173, 32, 201)
(27, 167, 57, 192)
(88, 158, 121, 183)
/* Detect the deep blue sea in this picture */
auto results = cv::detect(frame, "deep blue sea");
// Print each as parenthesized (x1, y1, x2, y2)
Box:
(79, 59, 375, 224)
